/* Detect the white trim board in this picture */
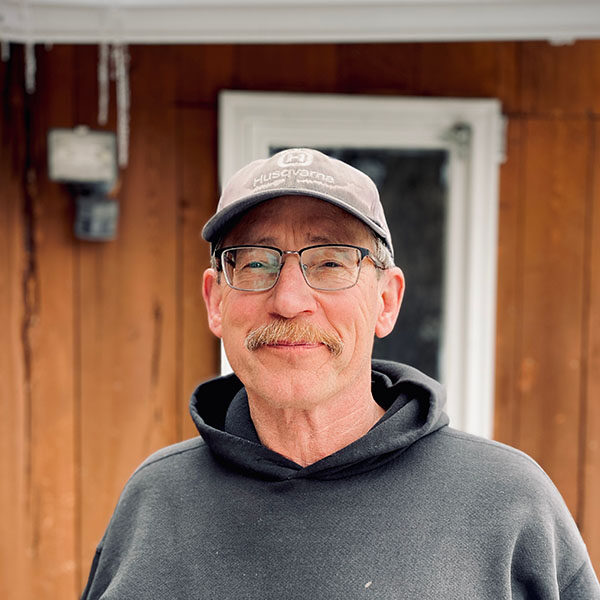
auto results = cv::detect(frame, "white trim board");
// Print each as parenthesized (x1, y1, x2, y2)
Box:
(1, 0, 599, 44)
(219, 91, 502, 439)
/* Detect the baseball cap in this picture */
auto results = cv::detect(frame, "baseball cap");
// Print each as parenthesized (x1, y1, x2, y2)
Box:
(201, 148, 394, 256)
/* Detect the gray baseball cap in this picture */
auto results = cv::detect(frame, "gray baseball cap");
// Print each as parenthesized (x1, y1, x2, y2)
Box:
(202, 148, 393, 256)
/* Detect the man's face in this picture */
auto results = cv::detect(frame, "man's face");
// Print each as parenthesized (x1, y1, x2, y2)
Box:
(202, 196, 404, 411)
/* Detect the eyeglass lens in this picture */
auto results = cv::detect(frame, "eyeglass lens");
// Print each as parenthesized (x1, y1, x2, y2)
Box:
(222, 246, 363, 291)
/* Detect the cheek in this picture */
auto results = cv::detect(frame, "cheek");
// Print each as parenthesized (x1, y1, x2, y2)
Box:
(220, 294, 262, 338)
(220, 298, 257, 369)
(325, 290, 379, 349)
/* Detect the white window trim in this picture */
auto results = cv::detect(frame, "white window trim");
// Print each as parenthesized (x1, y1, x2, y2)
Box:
(219, 90, 503, 439)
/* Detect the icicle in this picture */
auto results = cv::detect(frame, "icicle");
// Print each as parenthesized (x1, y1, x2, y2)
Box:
(98, 43, 110, 125)
(1, 42, 9, 62)
(25, 43, 36, 94)
(109, 42, 117, 81)
(112, 43, 130, 168)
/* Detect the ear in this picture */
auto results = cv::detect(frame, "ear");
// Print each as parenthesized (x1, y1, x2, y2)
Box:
(375, 267, 405, 338)
(202, 268, 224, 339)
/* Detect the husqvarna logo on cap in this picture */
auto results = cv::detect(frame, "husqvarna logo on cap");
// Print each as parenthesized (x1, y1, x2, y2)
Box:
(276, 149, 314, 168)
(201, 147, 394, 257)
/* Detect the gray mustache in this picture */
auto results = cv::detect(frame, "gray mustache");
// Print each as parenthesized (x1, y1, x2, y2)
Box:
(245, 319, 343, 357)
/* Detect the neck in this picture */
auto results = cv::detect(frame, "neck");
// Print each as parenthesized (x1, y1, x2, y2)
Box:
(247, 390, 385, 467)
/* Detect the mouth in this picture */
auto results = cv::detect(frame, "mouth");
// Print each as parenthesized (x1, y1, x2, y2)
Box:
(266, 341, 322, 349)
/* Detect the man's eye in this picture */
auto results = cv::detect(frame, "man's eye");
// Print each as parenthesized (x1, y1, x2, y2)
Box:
(312, 260, 343, 269)
(241, 261, 270, 270)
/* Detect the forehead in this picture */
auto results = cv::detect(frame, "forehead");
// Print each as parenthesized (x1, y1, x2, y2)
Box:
(223, 195, 372, 246)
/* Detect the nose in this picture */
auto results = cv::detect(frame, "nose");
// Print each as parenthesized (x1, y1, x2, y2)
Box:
(268, 255, 318, 319)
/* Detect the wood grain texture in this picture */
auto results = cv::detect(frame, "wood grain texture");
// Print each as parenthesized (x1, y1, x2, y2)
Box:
(234, 44, 338, 93)
(0, 46, 29, 600)
(493, 118, 524, 447)
(176, 45, 236, 106)
(25, 44, 79, 599)
(337, 44, 419, 94)
(78, 46, 180, 584)
(414, 42, 520, 113)
(177, 107, 220, 441)
(520, 40, 600, 116)
(516, 118, 589, 515)
(582, 118, 600, 568)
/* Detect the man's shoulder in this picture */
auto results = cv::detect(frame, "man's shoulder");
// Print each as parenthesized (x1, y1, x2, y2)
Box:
(426, 426, 562, 498)
(127, 437, 209, 484)
(98, 437, 212, 537)
(436, 427, 540, 466)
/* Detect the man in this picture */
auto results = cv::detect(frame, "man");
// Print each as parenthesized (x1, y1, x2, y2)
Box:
(82, 148, 599, 599)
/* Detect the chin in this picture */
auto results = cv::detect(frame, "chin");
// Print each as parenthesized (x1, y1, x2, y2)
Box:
(245, 365, 338, 410)
(225, 342, 350, 406)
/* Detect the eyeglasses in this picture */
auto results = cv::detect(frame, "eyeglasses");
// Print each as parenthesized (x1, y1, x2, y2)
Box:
(214, 244, 386, 292)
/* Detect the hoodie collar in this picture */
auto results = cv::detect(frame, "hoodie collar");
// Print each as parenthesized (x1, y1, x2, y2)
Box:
(190, 360, 449, 481)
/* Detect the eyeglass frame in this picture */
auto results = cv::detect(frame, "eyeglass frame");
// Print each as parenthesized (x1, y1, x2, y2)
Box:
(213, 243, 387, 292)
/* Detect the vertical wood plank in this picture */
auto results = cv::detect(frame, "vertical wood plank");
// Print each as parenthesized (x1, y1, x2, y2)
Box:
(71, 44, 117, 593)
(516, 118, 588, 515)
(178, 107, 221, 441)
(176, 45, 235, 106)
(414, 42, 520, 113)
(520, 40, 600, 115)
(33, 45, 79, 600)
(175, 45, 235, 431)
(78, 46, 179, 586)
(0, 46, 29, 600)
(235, 44, 338, 92)
(336, 43, 418, 94)
(20, 44, 79, 599)
(493, 118, 524, 446)
(582, 118, 600, 571)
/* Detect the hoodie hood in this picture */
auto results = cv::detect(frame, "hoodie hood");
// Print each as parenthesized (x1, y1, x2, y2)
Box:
(189, 359, 449, 481)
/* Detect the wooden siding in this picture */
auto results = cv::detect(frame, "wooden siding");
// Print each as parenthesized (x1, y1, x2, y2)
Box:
(1, 40, 600, 597)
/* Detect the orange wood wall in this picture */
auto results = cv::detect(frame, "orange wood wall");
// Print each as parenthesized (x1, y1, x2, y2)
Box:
(1, 41, 599, 598)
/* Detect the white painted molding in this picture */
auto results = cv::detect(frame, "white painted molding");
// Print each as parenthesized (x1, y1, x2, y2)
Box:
(1, 0, 599, 44)
(219, 90, 502, 439)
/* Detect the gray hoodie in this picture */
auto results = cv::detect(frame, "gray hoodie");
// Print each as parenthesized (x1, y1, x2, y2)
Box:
(82, 360, 600, 599)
